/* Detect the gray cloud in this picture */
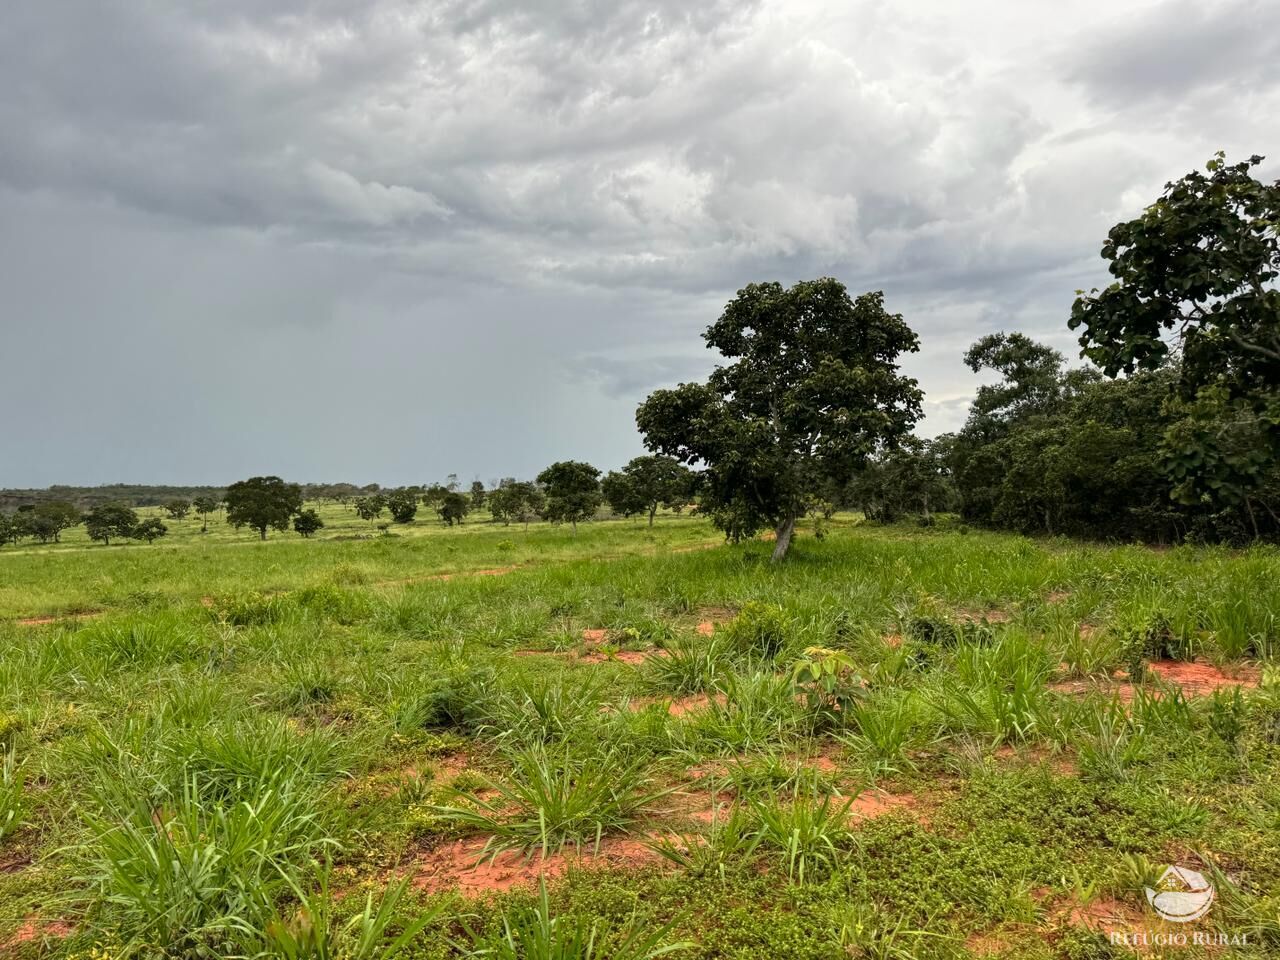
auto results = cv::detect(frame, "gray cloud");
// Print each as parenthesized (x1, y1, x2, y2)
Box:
(1, 0, 1277, 485)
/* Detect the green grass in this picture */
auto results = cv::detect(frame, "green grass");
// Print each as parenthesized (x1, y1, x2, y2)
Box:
(0, 516, 1278, 958)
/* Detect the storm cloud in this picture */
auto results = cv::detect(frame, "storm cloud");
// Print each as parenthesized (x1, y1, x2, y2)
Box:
(2, 0, 1277, 485)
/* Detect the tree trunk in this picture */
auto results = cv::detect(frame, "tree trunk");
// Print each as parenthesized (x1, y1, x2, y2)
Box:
(770, 514, 797, 562)
(648, 504, 657, 527)
(259, 528, 267, 541)
(571, 518, 578, 535)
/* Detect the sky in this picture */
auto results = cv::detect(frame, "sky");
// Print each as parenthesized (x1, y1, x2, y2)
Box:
(1, 0, 1277, 487)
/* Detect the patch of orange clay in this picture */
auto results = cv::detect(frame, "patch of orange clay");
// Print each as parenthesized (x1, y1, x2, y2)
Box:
(847, 788, 919, 820)
(15, 610, 102, 627)
(582, 628, 608, 642)
(411, 835, 664, 895)
(1050, 659, 1259, 702)
(1046, 590, 1071, 604)
(695, 621, 715, 637)
(2, 918, 75, 949)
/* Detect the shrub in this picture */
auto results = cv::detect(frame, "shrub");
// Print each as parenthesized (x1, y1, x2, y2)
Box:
(721, 602, 789, 662)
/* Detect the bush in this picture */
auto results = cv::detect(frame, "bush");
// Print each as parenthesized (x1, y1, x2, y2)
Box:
(722, 602, 789, 662)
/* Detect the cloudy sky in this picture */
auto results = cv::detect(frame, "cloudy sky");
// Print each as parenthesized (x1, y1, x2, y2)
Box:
(2, 0, 1277, 487)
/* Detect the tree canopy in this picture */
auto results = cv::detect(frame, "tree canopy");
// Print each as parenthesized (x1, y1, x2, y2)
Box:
(223, 476, 303, 540)
(536, 461, 602, 533)
(637, 279, 923, 560)
(84, 504, 138, 546)
(602, 455, 694, 525)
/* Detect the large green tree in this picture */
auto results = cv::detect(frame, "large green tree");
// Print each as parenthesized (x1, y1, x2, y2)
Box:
(386, 488, 419, 523)
(223, 476, 303, 540)
(1070, 153, 1279, 396)
(601, 455, 695, 526)
(192, 495, 221, 533)
(637, 279, 923, 560)
(32, 501, 82, 543)
(84, 504, 138, 546)
(488, 480, 545, 529)
(536, 461, 602, 534)
(1070, 153, 1280, 534)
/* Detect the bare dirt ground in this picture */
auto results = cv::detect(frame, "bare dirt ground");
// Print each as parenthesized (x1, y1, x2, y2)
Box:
(1050, 659, 1260, 701)
(410, 836, 667, 896)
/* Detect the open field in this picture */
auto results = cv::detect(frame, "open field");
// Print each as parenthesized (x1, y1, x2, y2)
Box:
(2, 518, 1279, 958)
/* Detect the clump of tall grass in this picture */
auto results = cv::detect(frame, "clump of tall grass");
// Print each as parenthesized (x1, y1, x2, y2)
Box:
(840, 690, 932, 778)
(929, 632, 1055, 746)
(78, 770, 336, 956)
(0, 747, 26, 842)
(720, 601, 790, 662)
(677, 672, 805, 752)
(642, 634, 732, 695)
(748, 787, 856, 882)
(475, 674, 608, 746)
(427, 744, 667, 857)
(256, 873, 444, 960)
(209, 591, 297, 627)
(460, 881, 691, 960)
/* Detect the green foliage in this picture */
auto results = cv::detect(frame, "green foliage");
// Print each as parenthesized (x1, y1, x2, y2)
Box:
(602, 456, 695, 526)
(257, 874, 442, 960)
(131, 516, 168, 544)
(293, 508, 325, 538)
(489, 480, 546, 527)
(164, 499, 191, 521)
(78, 771, 334, 956)
(748, 787, 855, 882)
(537, 461, 603, 532)
(461, 882, 691, 960)
(385, 488, 419, 524)
(225, 476, 304, 540)
(0, 748, 26, 843)
(354, 495, 387, 522)
(721, 601, 789, 662)
(637, 279, 923, 559)
(84, 502, 139, 546)
(437, 491, 471, 526)
(427, 745, 665, 856)
(790, 646, 865, 723)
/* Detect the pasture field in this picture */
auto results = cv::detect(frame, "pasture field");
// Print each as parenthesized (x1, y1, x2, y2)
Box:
(1, 517, 1279, 959)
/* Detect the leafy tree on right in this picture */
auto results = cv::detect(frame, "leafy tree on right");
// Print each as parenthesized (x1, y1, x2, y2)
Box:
(636, 278, 923, 561)
(1071, 153, 1279, 537)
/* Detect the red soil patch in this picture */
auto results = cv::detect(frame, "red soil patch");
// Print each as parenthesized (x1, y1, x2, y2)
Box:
(1054, 896, 1189, 947)
(421, 566, 519, 583)
(847, 788, 919, 820)
(582, 628, 608, 642)
(15, 610, 102, 627)
(2, 918, 75, 949)
(695, 621, 715, 637)
(966, 928, 1016, 956)
(666, 692, 724, 716)
(1046, 590, 1071, 604)
(411, 835, 664, 896)
(883, 633, 904, 648)
(993, 744, 1078, 776)
(1050, 659, 1259, 702)
(957, 607, 1011, 624)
